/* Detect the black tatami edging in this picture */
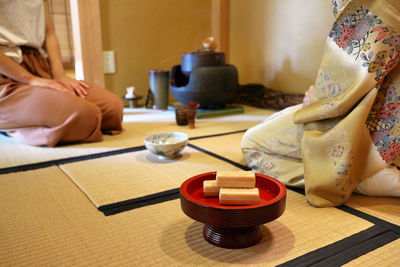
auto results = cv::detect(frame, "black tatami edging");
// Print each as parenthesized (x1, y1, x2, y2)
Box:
(0, 129, 247, 175)
(2, 131, 400, 265)
(98, 141, 252, 216)
(0, 145, 147, 175)
(310, 230, 399, 267)
(188, 129, 246, 140)
(93, 143, 400, 267)
(285, 186, 400, 235)
(98, 188, 180, 216)
(337, 205, 400, 235)
(277, 225, 400, 267)
(277, 190, 400, 266)
(187, 143, 251, 171)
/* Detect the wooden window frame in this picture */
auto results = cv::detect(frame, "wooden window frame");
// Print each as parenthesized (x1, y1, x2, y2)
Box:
(69, 0, 105, 87)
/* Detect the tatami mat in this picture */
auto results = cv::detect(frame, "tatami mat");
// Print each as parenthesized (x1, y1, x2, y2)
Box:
(108, 106, 273, 149)
(346, 194, 400, 227)
(2, 105, 400, 265)
(0, 166, 376, 266)
(191, 132, 400, 231)
(0, 106, 273, 169)
(343, 238, 400, 266)
(0, 142, 115, 169)
(59, 146, 246, 208)
(190, 132, 246, 165)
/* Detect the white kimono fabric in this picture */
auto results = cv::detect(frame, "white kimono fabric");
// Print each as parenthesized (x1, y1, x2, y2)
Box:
(242, 0, 400, 207)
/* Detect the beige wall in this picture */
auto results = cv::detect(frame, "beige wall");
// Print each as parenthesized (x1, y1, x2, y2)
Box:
(99, 0, 335, 101)
(230, 0, 335, 94)
(99, 0, 212, 100)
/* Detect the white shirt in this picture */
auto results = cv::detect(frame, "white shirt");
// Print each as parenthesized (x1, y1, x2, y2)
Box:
(0, 0, 46, 63)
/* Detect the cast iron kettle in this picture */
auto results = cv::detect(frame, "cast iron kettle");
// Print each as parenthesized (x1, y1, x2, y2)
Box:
(170, 37, 238, 108)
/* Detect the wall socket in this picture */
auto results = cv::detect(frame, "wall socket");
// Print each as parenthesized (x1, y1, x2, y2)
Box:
(103, 50, 116, 74)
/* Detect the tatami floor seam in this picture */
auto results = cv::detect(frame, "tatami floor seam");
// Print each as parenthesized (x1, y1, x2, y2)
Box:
(1, 130, 399, 265)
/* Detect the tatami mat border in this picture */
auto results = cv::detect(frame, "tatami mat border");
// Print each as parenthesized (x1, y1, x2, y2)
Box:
(278, 225, 400, 267)
(277, 187, 400, 266)
(337, 206, 400, 235)
(3, 130, 400, 265)
(188, 129, 246, 140)
(89, 143, 400, 266)
(98, 142, 251, 216)
(285, 187, 400, 234)
(187, 143, 251, 171)
(0, 130, 247, 175)
(101, 185, 400, 266)
(313, 231, 399, 267)
(0, 146, 146, 175)
(99, 188, 180, 216)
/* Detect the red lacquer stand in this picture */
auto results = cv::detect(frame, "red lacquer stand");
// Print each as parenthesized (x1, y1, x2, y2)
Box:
(180, 172, 286, 249)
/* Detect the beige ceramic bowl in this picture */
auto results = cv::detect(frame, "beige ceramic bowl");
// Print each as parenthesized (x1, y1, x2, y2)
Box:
(144, 132, 188, 159)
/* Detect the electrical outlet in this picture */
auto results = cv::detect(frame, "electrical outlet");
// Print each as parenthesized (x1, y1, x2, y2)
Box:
(103, 51, 116, 74)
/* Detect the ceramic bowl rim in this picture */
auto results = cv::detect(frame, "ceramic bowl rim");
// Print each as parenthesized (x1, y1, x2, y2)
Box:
(143, 132, 189, 146)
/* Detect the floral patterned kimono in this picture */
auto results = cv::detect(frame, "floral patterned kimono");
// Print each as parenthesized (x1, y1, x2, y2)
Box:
(241, 0, 400, 207)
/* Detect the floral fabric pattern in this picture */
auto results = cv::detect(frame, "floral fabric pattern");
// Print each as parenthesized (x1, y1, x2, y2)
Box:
(292, 0, 400, 206)
(367, 70, 400, 162)
(243, 0, 400, 207)
(331, 0, 352, 17)
(315, 69, 344, 99)
(328, 3, 400, 163)
(329, 4, 400, 83)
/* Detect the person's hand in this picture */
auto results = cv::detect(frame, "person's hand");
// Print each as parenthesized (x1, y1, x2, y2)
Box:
(303, 85, 315, 106)
(28, 76, 75, 96)
(55, 75, 89, 98)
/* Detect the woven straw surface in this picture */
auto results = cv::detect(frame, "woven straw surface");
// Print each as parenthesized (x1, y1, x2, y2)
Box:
(192, 132, 400, 230)
(190, 132, 246, 165)
(60, 146, 245, 207)
(1, 106, 398, 265)
(343, 238, 400, 266)
(0, 167, 373, 266)
(346, 194, 400, 226)
(0, 106, 272, 168)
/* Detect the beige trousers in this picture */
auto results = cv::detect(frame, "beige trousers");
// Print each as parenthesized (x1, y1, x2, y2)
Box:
(0, 47, 123, 147)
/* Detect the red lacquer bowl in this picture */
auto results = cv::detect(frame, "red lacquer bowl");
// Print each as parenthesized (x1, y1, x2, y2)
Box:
(180, 172, 286, 249)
